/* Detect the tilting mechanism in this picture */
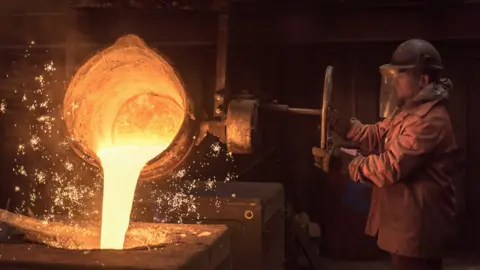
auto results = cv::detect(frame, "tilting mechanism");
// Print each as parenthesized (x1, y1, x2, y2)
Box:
(201, 66, 335, 173)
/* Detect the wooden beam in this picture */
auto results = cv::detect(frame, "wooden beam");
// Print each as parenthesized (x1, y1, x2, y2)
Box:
(230, 4, 480, 44)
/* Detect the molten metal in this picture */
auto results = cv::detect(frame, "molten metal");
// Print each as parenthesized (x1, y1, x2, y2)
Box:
(98, 146, 164, 249)
(0, 209, 167, 250)
(63, 35, 188, 249)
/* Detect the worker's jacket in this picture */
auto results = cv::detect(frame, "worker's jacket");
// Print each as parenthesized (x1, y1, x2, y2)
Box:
(346, 79, 459, 259)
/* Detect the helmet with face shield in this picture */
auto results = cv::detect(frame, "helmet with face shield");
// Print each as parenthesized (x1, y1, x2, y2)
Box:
(379, 39, 443, 118)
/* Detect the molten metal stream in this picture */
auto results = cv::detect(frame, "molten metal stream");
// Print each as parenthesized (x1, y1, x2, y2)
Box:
(97, 145, 166, 249)
(95, 89, 185, 249)
(96, 94, 184, 249)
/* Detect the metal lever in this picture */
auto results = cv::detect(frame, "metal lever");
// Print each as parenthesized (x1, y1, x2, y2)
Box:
(261, 104, 322, 116)
(321, 66, 333, 151)
(317, 66, 334, 173)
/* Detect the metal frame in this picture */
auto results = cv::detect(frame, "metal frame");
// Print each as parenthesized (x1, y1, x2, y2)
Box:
(212, 0, 229, 120)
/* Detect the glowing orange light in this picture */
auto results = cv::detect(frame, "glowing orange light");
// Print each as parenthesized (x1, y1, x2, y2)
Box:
(63, 35, 187, 249)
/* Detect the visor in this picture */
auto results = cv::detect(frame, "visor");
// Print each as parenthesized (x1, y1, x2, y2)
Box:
(378, 64, 402, 119)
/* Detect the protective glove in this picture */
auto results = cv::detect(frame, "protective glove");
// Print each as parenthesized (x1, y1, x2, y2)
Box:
(329, 109, 362, 139)
(313, 130, 360, 172)
(334, 147, 358, 175)
(312, 147, 331, 171)
(329, 109, 349, 138)
(313, 146, 358, 174)
(330, 130, 360, 149)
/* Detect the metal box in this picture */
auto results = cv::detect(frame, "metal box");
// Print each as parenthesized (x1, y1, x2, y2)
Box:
(135, 181, 285, 270)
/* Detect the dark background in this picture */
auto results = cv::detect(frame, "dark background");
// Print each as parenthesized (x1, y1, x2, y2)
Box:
(0, 0, 478, 261)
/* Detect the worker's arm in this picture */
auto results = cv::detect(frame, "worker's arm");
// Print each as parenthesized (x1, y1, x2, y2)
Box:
(345, 119, 390, 154)
(347, 116, 441, 188)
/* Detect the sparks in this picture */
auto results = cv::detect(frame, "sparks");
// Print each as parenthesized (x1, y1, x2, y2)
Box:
(0, 99, 6, 114)
(3, 40, 241, 249)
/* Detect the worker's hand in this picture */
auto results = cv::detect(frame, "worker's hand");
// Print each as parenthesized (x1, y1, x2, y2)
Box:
(333, 147, 358, 175)
(330, 130, 360, 149)
(312, 147, 331, 171)
(313, 146, 358, 174)
(329, 109, 360, 139)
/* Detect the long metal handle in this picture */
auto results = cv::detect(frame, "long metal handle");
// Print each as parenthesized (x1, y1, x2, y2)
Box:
(261, 104, 322, 116)
(321, 66, 333, 149)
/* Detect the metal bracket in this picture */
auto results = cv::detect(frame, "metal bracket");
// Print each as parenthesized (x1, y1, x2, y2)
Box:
(225, 98, 260, 154)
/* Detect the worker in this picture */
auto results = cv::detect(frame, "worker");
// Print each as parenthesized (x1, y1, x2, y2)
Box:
(313, 39, 458, 270)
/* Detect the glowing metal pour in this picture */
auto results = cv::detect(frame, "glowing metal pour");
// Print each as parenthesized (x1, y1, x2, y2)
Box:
(62, 35, 189, 249)
(0, 34, 237, 252)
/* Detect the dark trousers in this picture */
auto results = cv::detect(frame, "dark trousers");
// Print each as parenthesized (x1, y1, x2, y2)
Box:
(391, 254, 442, 270)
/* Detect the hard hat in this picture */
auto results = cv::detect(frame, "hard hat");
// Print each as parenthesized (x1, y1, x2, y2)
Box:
(380, 39, 443, 76)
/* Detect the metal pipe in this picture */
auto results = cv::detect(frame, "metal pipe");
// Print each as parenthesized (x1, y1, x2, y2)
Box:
(212, 0, 230, 120)
(261, 103, 321, 116)
(286, 107, 322, 116)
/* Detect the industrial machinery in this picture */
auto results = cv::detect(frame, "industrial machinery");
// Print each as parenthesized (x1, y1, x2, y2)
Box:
(0, 1, 335, 270)
(134, 180, 285, 270)
(208, 65, 335, 173)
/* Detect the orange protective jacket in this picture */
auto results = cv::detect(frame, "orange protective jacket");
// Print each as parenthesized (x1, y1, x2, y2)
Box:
(346, 79, 459, 259)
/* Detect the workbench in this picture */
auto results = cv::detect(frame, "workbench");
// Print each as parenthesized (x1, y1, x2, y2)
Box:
(0, 224, 230, 270)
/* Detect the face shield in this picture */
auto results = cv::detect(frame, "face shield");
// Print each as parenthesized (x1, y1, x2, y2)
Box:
(379, 65, 400, 119)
